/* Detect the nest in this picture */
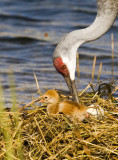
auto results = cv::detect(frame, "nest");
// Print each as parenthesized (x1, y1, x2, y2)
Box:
(0, 82, 118, 160)
(22, 95, 118, 160)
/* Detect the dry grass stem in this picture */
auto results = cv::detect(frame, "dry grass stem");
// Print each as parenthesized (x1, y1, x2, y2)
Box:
(34, 72, 42, 95)
(97, 62, 102, 82)
(92, 56, 96, 82)
(79, 84, 91, 96)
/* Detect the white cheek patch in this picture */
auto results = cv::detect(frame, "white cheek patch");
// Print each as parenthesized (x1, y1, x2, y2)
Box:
(62, 54, 76, 81)
(67, 61, 76, 80)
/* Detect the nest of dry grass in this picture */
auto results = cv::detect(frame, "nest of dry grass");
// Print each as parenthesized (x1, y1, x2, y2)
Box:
(21, 82, 118, 160)
(0, 82, 118, 160)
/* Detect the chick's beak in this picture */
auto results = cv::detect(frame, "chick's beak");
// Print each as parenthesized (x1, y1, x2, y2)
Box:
(37, 96, 45, 103)
(39, 98, 45, 103)
(64, 76, 79, 103)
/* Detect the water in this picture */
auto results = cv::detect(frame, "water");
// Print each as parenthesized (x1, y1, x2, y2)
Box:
(0, 0, 118, 107)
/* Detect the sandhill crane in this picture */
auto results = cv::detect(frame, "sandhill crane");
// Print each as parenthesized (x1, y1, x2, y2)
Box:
(53, 0, 118, 102)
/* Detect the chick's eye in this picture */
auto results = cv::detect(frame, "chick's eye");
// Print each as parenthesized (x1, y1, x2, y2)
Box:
(61, 65, 66, 70)
(44, 96, 48, 99)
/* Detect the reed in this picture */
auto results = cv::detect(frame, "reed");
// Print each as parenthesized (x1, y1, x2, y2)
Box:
(0, 74, 23, 160)
(34, 72, 42, 96)
(92, 56, 96, 82)
(97, 62, 102, 82)
(9, 73, 23, 160)
(0, 84, 15, 160)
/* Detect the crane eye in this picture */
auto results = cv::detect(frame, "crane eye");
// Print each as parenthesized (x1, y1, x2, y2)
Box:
(61, 65, 66, 70)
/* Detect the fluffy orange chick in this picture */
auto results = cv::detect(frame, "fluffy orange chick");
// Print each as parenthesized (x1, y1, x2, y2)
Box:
(40, 90, 87, 121)
(40, 89, 59, 114)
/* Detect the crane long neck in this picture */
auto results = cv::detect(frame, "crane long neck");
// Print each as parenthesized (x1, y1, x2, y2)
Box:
(64, 0, 118, 49)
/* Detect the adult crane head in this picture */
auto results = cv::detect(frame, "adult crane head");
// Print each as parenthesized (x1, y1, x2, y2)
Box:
(53, 0, 118, 102)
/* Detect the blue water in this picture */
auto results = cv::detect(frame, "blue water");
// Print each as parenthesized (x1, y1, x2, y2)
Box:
(0, 0, 118, 107)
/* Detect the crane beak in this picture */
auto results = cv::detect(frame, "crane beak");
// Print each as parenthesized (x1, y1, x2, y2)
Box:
(64, 76, 79, 103)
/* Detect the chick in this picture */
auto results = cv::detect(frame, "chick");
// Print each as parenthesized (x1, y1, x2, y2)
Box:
(40, 89, 59, 114)
(39, 89, 87, 121)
